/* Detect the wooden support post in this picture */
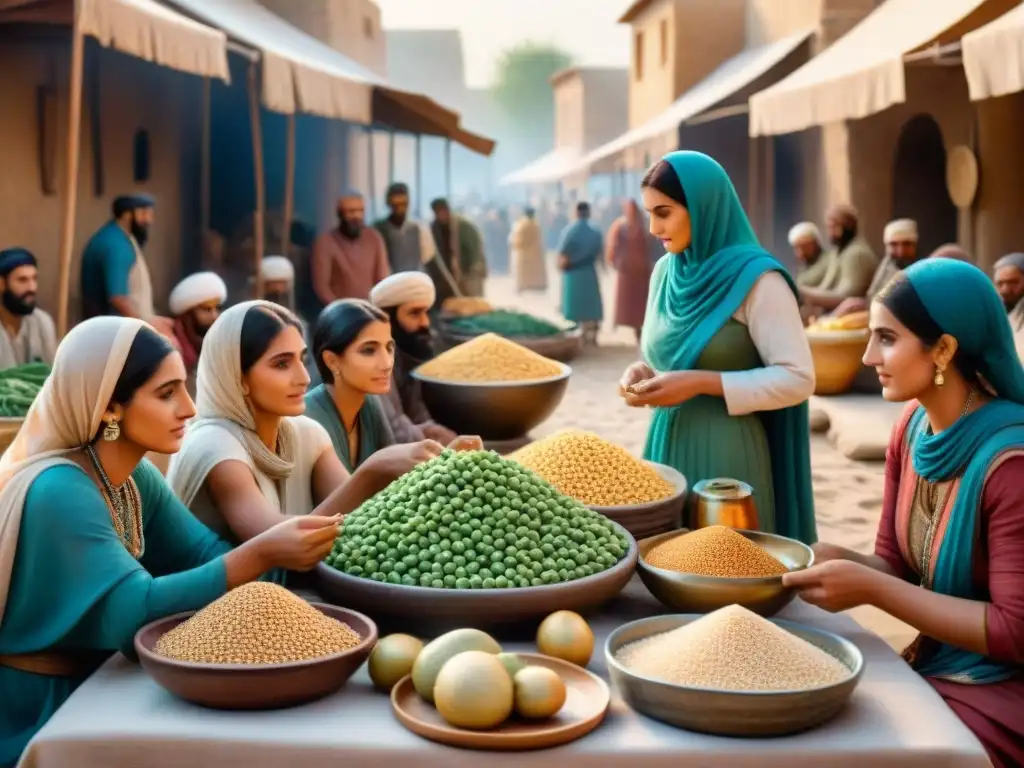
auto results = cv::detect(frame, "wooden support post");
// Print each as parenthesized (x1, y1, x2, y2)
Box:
(388, 128, 396, 185)
(247, 62, 266, 299)
(368, 126, 377, 221)
(200, 76, 211, 248)
(444, 138, 452, 199)
(282, 113, 295, 259)
(415, 133, 423, 218)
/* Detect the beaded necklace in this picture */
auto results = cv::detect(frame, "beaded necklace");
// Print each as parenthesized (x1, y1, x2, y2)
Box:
(85, 444, 145, 559)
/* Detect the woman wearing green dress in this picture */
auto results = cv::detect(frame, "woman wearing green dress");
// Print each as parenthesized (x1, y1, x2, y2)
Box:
(0, 317, 340, 766)
(621, 152, 817, 543)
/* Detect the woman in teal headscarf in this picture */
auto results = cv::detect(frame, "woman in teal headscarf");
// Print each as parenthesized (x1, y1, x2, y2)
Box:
(784, 258, 1024, 768)
(621, 152, 816, 543)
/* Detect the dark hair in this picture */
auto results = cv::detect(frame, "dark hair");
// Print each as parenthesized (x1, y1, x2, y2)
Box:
(239, 304, 303, 374)
(878, 276, 979, 383)
(576, 201, 590, 217)
(111, 326, 174, 406)
(641, 160, 688, 207)
(431, 198, 449, 212)
(312, 299, 389, 383)
(524, 206, 535, 218)
(387, 182, 409, 199)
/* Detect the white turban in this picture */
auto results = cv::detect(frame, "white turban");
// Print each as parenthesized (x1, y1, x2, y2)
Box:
(884, 219, 918, 243)
(370, 271, 436, 309)
(260, 255, 294, 283)
(788, 222, 822, 247)
(168, 272, 228, 316)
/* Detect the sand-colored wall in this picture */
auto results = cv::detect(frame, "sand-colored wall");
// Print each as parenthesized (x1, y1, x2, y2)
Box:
(553, 76, 585, 151)
(580, 69, 630, 151)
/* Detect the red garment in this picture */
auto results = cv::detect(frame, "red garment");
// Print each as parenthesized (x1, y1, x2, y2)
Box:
(607, 203, 658, 332)
(875, 402, 1024, 767)
(172, 317, 199, 372)
(311, 227, 390, 304)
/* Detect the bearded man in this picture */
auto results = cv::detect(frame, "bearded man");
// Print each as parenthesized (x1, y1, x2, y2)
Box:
(789, 222, 828, 288)
(0, 248, 56, 369)
(798, 204, 878, 315)
(369, 271, 457, 445)
(311, 191, 390, 303)
(260, 255, 295, 309)
(168, 271, 227, 376)
(831, 218, 921, 318)
(374, 182, 435, 274)
(993, 252, 1024, 361)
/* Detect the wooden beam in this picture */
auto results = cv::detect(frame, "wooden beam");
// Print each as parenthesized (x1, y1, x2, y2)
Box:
(56, 0, 84, 337)
(247, 62, 265, 299)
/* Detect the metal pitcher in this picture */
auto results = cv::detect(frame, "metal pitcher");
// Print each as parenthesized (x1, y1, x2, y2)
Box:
(690, 478, 760, 531)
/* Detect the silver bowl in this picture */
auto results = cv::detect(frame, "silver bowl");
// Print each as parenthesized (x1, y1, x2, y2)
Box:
(587, 463, 688, 540)
(605, 614, 864, 736)
(411, 363, 571, 441)
(636, 528, 813, 617)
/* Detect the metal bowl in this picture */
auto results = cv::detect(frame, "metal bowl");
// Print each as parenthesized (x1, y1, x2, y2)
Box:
(636, 528, 813, 617)
(315, 521, 637, 635)
(605, 614, 864, 737)
(587, 463, 688, 540)
(134, 603, 378, 710)
(440, 325, 584, 363)
(411, 363, 571, 441)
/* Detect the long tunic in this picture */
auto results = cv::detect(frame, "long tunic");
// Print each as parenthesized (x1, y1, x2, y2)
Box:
(429, 217, 487, 302)
(1010, 299, 1024, 363)
(310, 228, 390, 304)
(79, 222, 155, 320)
(379, 348, 440, 444)
(0, 311, 56, 369)
(374, 218, 428, 274)
(509, 218, 546, 292)
(557, 221, 604, 324)
(875, 405, 1024, 768)
(304, 385, 394, 473)
(865, 255, 902, 301)
(0, 460, 230, 765)
(796, 253, 832, 288)
(816, 236, 879, 298)
(607, 216, 657, 331)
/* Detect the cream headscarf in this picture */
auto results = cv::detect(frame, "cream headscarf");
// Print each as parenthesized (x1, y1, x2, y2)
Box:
(167, 301, 310, 515)
(0, 316, 145, 625)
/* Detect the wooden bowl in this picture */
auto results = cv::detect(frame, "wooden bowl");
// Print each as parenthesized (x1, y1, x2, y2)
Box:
(134, 603, 378, 709)
(586, 462, 688, 540)
(806, 329, 870, 396)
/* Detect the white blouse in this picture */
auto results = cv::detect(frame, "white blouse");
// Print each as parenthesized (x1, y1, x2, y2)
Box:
(720, 271, 815, 416)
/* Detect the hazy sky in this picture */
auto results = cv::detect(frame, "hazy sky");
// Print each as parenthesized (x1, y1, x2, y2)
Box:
(375, 0, 631, 87)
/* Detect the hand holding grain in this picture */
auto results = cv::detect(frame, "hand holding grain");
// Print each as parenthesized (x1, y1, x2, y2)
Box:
(257, 515, 341, 572)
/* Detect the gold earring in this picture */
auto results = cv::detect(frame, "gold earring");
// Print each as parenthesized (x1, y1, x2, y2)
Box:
(934, 367, 946, 387)
(102, 419, 121, 441)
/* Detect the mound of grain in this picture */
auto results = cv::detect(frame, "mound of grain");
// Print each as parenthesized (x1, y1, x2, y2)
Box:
(154, 583, 362, 665)
(644, 525, 788, 578)
(417, 333, 563, 383)
(616, 604, 850, 691)
(510, 429, 675, 506)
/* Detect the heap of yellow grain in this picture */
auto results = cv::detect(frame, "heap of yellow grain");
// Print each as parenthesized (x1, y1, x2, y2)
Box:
(510, 429, 675, 506)
(417, 333, 563, 383)
(442, 296, 493, 317)
(807, 311, 869, 332)
(644, 525, 789, 578)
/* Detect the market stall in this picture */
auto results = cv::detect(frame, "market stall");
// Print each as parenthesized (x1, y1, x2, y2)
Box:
(18, 579, 989, 768)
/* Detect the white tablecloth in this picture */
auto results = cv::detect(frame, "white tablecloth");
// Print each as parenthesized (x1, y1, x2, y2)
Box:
(18, 580, 991, 768)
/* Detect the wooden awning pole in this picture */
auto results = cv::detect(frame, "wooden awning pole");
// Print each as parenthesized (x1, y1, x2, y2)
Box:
(415, 133, 423, 218)
(56, 0, 86, 337)
(200, 76, 211, 248)
(388, 128, 396, 185)
(444, 138, 452, 199)
(367, 126, 377, 221)
(247, 62, 266, 299)
(282, 113, 295, 258)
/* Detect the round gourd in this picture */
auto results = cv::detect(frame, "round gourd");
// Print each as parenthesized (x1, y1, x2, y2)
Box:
(368, 633, 423, 692)
(537, 610, 594, 667)
(411, 628, 502, 703)
(513, 666, 567, 719)
(434, 651, 514, 730)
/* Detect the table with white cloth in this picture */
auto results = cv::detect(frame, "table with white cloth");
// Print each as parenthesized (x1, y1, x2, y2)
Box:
(18, 579, 991, 768)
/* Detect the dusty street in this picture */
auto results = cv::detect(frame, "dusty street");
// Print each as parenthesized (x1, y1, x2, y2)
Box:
(483, 271, 913, 649)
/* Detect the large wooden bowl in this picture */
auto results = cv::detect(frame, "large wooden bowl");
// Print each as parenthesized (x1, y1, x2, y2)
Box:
(586, 463, 688, 540)
(806, 329, 870, 395)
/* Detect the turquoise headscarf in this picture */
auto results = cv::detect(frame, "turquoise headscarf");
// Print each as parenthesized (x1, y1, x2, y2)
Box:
(640, 151, 816, 544)
(896, 258, 1024, 683)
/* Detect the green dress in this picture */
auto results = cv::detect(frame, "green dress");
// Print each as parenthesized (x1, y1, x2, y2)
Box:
(304, 384, 395, 473)
(0, 460, 231, 766)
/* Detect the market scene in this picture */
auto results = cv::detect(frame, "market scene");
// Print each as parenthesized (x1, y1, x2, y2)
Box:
(2, 0, 1024, 765)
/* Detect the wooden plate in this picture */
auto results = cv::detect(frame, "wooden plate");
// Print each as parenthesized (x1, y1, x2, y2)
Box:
(390, 653, 610, 750)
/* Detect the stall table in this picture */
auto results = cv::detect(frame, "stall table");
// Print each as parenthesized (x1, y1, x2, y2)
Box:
(18, 580, 991, 768)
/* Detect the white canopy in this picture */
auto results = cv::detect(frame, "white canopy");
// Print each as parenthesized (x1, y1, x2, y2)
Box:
(499, 148, 582, 187)
(962, 3, 1024, 100)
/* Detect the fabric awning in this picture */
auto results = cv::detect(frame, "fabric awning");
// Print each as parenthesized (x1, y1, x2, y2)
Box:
(0, 0, 229, 81)
(580, 30, 812, 175)
(749, 0, 1013, 136)
(963, 3, 1024, 100)
(166, 0, 494, 154)
(499, 148, 582, 187)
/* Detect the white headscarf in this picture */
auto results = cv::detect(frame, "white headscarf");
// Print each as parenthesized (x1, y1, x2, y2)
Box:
(0, 316, 145, 625)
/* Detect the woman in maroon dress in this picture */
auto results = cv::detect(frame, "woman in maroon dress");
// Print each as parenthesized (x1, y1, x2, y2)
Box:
(784, 258, 1024, 767)
(606, 200, 659, 343)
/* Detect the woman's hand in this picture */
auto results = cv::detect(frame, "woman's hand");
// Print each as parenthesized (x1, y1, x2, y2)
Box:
(423, 423, 458, 445)
(811, 542, 860, 565)
(622, 370, 710, 408)
(781, 560, 884, 613)
(618, 361, 655, 396)
(365, 440, 445, 480)
(255, 515, 341, 572)
(448, 435, 484, 452)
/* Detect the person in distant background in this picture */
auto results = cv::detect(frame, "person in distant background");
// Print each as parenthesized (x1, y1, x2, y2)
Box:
(607, 200, 658, 344)
(0, 248, 55, 369)
(993, 252, 1024, 361)
(429, 198, 487, 301)
(798, 204, 878, 316)
(831, 218, 921, 319)
(789, 222, 828, 288)
(168, 271, 227, 383)
(260, 256, 295, 310)
(509, 207, 546, 293)
(312, 191, 390, 304)
(557, 201, 604, 346)
(79, 194, 173, 338)
(374, 182, 435, 274)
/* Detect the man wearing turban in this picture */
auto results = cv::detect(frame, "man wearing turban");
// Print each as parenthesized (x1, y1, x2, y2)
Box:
(788, 222, 828, 289)
(168, 271, 227, 378)
(0, 248, 56, 369)
(993, 252, 1024, 361)
(259, 255, 295, 309)
(369, 271, 457, 445)
(798, 204, 879, 317)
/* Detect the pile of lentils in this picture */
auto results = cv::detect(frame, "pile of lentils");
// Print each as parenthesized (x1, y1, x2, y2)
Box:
(325, 449, 630, 589)
(447, 309, 566, 338)
(416, 333, 563, 383)
(644, 525, 789, 578)
(616, 604, 851, 691)
(510, 429, 676, 507)
(154, 583, 362, 664)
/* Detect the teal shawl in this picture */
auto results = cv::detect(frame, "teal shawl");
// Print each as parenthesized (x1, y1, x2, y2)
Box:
(640, 151, 816, 544)
(897, 258, 1024, 683)
(304, 384, 394, 473)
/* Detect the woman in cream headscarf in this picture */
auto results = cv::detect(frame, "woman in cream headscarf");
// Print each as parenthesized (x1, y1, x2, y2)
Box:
(0, 317, 339, 766)
(168, 301, 439, 548)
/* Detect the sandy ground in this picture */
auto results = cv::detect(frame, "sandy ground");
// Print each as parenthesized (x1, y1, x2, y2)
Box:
(483, 270, 916, 651)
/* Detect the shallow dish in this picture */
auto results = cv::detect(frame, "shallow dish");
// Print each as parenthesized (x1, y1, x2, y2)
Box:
(391, 652, 609, 750)
(587, 462, 687, 540)
(411, 363, 571, 441)
(605, 613, 864, 737)
(316, 521, 637, 634)
(134, 603, 378, 710)
(636, 528, 813, 617)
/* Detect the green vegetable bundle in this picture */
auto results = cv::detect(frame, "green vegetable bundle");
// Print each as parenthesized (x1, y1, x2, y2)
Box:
(447, 310, 565, 338)
(0, 362, 49, 418)
(326, 449, 629, 589)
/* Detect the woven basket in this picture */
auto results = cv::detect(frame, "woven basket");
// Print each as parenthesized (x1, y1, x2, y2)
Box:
(807, 330, 870, 396)
(0, 417, 25, 455)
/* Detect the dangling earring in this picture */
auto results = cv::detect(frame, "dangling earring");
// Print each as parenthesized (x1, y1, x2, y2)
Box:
(934, 366, 946, 387)
(102, 419, 121, 441)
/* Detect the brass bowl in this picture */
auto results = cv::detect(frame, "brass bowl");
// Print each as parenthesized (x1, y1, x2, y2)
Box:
(587, 462, 688, 540)
(605, 614, 864, 737)
(806, 329, 870, 396)
(635, 528, 813, 617)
